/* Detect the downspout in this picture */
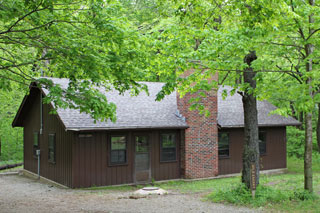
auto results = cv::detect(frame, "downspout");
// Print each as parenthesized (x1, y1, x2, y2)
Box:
(38, 68, 44, 179)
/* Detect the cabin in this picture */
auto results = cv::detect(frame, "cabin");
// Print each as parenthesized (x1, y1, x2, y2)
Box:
(12, 78, 300, 188)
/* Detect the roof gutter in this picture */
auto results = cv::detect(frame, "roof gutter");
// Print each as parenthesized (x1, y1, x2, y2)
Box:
(65, 125, 189, 132)
(218, 123, 301, 128)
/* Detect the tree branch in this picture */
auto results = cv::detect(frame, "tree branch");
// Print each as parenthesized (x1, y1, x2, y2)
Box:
(306, 27, 320, 40)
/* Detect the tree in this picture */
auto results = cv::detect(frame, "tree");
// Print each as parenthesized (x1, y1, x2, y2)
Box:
(1, 0, 149, 121)
(145, 0, 271, 188)
(241, 51, 259, 188)
(255, 0, 319, 192)
(142, 0, 319, 192)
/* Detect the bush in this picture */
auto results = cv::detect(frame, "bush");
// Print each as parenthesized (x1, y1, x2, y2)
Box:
(287, 126, 319, 158)
(208, 183, 318, 208)
(287, 127, 305, 158)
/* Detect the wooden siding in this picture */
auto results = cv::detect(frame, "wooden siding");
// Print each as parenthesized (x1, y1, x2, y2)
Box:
(218, 127, 287, 175)
(72, 130, 181, 188)
(23, 88, 74, 187)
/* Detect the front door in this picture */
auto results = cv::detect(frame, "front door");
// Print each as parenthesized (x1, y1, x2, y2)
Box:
(134, 135, 150, 183)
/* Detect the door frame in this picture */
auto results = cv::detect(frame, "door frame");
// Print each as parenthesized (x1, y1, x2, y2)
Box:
(133, 132, 151, 183)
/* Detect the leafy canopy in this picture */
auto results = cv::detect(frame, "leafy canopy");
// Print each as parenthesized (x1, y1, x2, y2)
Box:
(0, 0, 150, 121)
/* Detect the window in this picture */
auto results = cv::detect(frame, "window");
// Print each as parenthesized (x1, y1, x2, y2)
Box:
(259, 132, 266, 155)
(48, 134, 56, 163)
(218, 132, 229, 157)
(33, 132, 39, 157)
(160, 133, 176, 162)
(110, 136, 127, 164)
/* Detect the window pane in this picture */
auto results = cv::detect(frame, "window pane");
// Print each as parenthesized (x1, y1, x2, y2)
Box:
(117, 150, 126, 163)
(161, 134, 176, 148)
(110, 150, 118, 163)
(48, 134, 55, 162)
(136, 136, 148, 152)
(110, 136, 127, 164)
(33, 132, 39, 156)
(218, 133, 229, 157)
(259, 132, 266, 154)
(110, 150, 126, 164)
(33, 132, 39, 147)
(160, 133, 176, 161)
(162, 148, 176, 161)
(49, 152, 54, 161)
(111, 136, 126, 150)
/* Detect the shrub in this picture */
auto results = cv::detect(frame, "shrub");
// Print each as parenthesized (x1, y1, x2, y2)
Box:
(287, 126, 319, 158)
(208, 183, 318, 208)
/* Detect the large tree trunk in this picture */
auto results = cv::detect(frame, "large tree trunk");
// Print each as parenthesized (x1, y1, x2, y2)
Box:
(303, 0, 315, 192)
(317, 104, 320, 153)
(241, 51, 259, 188)
(305, 112, 313, 192)
(304, 55, 313, 192)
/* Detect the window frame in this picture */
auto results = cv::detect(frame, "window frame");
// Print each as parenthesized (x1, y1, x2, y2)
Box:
(160, 132, 177, 163)
(259, 131, 267, 155)
(108, 135, 128, 166)
(48, 133, 56, 164)
(218, 132, 230, 159)
(33, 131, 39, 158)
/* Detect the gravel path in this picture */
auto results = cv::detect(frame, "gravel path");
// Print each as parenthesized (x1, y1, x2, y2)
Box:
(0, 175, 258, 213)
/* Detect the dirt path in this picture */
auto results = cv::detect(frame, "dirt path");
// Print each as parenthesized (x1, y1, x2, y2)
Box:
(0, 175, 257, 213)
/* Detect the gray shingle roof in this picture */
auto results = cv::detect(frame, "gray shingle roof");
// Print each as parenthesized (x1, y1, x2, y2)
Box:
(42, 79, 300, 131)
(218, 86, 301, 128)
(42, 78, 188, 131)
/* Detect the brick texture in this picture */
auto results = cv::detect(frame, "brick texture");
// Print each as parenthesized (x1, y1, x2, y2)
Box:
(178, 71, 218, 178)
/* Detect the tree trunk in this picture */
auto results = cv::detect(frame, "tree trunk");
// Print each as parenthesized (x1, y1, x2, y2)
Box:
(241, 51, 259, 189)
(305, 112, 313, 192)
(303, 0, 315, 192)
(317, 104, 320, 153)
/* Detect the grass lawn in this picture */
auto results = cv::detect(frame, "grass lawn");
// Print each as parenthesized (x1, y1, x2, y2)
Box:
(155, 156, 320, 213)
(85, 156, 319, 212)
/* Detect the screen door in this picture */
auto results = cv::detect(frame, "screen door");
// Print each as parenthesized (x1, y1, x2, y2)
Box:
(135, 135, 150, 183)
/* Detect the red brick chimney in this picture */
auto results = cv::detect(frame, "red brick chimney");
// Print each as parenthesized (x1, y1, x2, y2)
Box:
(177, 70, 218, 178)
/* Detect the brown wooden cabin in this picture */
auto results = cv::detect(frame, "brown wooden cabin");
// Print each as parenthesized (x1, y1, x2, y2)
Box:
(217, 86, 299, 175)
(218, 127, 287, 175)
(12, 79, 300, 188)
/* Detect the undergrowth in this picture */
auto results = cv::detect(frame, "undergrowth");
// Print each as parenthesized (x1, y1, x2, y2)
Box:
(208, 183, 318, 208)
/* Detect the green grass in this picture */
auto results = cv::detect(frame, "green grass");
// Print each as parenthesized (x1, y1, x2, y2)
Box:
(82, 156, 320, 212)
(287, 154, 320, 174)
(155, 177, 240, 193)
(204, 156, 320, 212)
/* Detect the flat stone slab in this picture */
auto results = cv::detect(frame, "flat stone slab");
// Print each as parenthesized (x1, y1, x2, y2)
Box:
(133, 187, 168, 196)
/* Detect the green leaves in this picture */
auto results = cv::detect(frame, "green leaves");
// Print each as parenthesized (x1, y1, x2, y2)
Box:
(0, 87, 23, 161)
(0, 0, 153, 121)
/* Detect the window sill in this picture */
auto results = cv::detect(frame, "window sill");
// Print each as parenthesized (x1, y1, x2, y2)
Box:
(219, 156, 230, 159)
(48, 161, 56, 165)
(108, 162, 128, 167)
(160, 160, 178, 163)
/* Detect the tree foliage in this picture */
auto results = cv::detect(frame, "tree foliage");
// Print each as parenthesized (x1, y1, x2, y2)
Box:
(139, 0, 320, 191)
(0, 88, 24, 161)
(0, 0, 150, 121)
